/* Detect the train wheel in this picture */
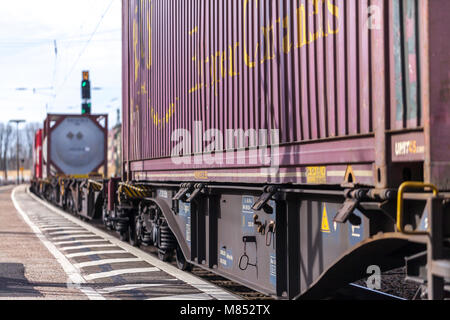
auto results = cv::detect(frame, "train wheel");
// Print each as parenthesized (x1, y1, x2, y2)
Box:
(176, 245, 191, 271)
(102, 209, 111, 230)
(128, 215, 140, 247)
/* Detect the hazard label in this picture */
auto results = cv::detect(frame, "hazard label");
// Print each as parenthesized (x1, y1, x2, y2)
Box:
(307, 167, 327, 184)
(321, 205, 331, 233)
(344, 165, 356, 183)
(321, 204, 339, 234)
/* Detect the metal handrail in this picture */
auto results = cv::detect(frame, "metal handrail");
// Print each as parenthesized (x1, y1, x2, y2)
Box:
(397, 181, 439, 235)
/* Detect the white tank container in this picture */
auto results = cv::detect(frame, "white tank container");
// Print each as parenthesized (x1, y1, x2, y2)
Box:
(49, 117, 105, 175)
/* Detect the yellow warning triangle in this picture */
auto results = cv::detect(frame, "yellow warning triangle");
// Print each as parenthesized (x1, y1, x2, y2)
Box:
(321, 205, 331, 233)
(344, 165, 356, 183)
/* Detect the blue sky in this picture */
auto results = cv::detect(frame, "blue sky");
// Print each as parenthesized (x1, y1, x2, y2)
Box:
(0, 0, 122, 128)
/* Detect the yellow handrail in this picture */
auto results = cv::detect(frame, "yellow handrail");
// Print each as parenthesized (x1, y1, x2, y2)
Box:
(397, 182, 439, 235)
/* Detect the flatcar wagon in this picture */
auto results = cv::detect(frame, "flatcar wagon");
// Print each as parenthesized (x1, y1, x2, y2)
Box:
(33, 0, 450, 300)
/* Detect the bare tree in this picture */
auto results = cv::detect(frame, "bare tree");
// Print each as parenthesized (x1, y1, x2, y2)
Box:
(0, 123, 40, 183)
(24, 123, 41, 160)
(0, 124, 4, 159)
(0, 123, 4, 183)
(3, 124, 13, 181)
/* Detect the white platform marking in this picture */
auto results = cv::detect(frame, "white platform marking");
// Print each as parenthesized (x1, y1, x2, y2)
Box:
(49, 230, 92, 236)
(52, 234, 100, 241)
(147, 293, 213, 300)
(41, 224, 76, 227)
(43, 227, 84, 232)
(97, 282, 177, 294)
(36, 220, 72, 224)
(84, 267, 160, 281)
(37, 224, 76, 229)
(55, 239, 111, 246)
(62, 244, 117, 251)
(27, 188, 240, 300)
(11, 187, 105, 300)
(74, 258, 144, 269)
(37, 224, 81, 231)
(66, 250, 127, 258)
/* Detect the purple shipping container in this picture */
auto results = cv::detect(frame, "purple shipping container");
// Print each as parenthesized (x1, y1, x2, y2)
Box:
(122, 0, 450, 190)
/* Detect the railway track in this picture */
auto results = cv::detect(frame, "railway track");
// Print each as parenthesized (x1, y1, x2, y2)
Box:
(331, 284, 406, 300)
(84, 221, 413, 301)
(189, 269, 275, 301)
(18, 186, 417, 301)
(14, 187, 238, 301)
(91, 209, 420, 301)
(90, 220, 274, 301)
(93, 222, 421, 301)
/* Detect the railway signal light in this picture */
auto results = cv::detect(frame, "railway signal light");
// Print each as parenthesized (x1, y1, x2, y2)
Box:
(81, 71, 92, 114)
(81, 78, 91, 100)
(82, 80, 91, 99)
(82, 102, 92, 115)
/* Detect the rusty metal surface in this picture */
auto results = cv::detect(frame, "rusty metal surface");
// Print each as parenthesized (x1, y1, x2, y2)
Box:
(422, 0, 450, 190)
(390, 0, 422, 130)
(122, 0, 449, 189)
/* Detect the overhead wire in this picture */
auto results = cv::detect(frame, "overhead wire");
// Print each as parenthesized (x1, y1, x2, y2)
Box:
(0, 31, 119, 50)
(48, 40, 58, 109)
(1, 0, 118, 114)
(54, 0, 116, 100)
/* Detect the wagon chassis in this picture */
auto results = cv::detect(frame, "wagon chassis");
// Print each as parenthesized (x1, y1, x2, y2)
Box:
(99, 179, 450, 299)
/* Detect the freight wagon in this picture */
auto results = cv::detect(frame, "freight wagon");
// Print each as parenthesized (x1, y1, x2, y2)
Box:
(114, 0, 450, 299)
(33, 0, 450, 300)
(32, 129, 43, 180)
(31, 114, 108, 220)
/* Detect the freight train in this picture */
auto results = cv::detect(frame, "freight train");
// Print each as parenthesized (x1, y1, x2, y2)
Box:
(31, 0, 449, 300)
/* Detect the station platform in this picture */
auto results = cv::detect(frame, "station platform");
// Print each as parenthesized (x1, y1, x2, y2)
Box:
(0, 186, 238, 300)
